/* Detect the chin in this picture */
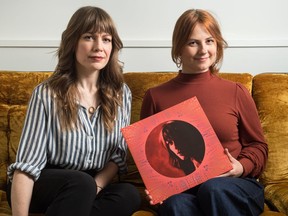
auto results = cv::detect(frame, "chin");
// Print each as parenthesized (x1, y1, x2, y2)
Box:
(196, 67, 210, 72)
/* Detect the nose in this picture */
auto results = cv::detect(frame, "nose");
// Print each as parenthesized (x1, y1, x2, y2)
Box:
(93, 38, 103, 52)
(199, 43, 208, 54)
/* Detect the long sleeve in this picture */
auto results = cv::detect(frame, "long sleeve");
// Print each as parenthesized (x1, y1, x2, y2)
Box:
(235, 83, 268, 178)
(8, 84, 50, 181)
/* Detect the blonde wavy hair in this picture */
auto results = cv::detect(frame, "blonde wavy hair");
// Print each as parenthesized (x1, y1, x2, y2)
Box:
(46, 6, 124, 132)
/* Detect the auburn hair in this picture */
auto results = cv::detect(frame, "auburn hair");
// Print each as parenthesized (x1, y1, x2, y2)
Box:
(172, 9, 227, 73)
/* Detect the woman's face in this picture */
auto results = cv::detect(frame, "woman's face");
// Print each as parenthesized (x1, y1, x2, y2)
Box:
(180, 23, 217, 74)
(163, 131, 185, 160)
(75, 32, 112, 73)
(169, 140, 185, 160)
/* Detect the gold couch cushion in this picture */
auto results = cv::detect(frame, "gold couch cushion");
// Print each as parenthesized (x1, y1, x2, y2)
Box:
(253, 73, 288, 215)
(0, 71, 52, 106)
(253, 73, 288, 185)
(0, 189, 11, 215)
(0, 105, 9, 191)
(8, 106, 27, 164)
(264, 183, 288, 215)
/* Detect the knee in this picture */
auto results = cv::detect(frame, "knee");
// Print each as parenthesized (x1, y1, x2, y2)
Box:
(119, 183, 141, 207)
(159, 196, 178, 214)
(160, 194, 188, 211)
(64, 171, 96, 198)
(107, 183, 141, 214)
(198, 178, 226, 199)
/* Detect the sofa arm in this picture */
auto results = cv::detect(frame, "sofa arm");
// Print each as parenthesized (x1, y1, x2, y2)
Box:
(264, 183, 288, 215)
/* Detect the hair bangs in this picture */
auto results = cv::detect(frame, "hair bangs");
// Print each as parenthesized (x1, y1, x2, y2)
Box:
(82, 10, 114, 36)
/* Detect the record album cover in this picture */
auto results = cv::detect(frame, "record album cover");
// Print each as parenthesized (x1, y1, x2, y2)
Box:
(121, 96, 232, 204)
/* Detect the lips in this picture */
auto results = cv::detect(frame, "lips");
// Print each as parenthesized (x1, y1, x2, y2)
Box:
(195, 56, 208, 60)
(89, 56, 104, 61)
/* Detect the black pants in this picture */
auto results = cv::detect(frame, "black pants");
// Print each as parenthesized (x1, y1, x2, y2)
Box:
(7, 169, 141, 216)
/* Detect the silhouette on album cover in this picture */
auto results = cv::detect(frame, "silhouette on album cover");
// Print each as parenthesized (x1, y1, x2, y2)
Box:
(146, 120, 205, 178)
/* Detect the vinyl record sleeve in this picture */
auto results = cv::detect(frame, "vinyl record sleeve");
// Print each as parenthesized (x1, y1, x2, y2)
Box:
(121, 96, 232, 204)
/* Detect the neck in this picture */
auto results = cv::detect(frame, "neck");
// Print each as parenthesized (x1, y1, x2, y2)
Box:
(76, 66, 100, 87)
(181, 69, 209, 74)
(77, 83, 98, 94)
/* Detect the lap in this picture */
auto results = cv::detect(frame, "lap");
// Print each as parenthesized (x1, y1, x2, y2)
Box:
(8, 169, 141, 215)
(159, 177, 264, 216)
(199, 177, 263, 192)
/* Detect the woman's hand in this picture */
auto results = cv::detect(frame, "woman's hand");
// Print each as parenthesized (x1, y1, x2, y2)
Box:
(219, 148, 244, 178)
(145, 189, 163, 205)
(96, 185, 103, 195)
(94, 161, 118, 195)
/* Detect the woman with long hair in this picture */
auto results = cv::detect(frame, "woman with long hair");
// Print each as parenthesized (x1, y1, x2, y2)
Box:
(7, 6, 140, 216)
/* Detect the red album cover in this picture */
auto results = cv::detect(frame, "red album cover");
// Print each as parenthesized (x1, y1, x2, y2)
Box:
(121, 96, 232, 204)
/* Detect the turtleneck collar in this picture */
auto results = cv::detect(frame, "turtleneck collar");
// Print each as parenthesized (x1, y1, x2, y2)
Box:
(174, 70, 214, 84)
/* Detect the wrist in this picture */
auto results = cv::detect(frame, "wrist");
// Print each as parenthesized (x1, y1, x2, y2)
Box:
(97, 185, 103, 193)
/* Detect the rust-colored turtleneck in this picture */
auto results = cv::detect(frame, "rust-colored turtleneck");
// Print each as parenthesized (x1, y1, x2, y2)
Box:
(140, 71, 268, 178)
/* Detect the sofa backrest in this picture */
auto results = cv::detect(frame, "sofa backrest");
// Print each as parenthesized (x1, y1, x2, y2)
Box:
(0, 71, 52, 191)
(253, 73, 288, 185)
(0, 71, 253, 191)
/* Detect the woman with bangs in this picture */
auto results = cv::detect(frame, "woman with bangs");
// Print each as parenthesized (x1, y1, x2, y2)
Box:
(7, 6, 140, 216)
(141, 9, 267, 216)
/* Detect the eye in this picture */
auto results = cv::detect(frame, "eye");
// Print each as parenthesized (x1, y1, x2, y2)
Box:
(188, 40, 197, 47)
(206, 38, 215, 44)
(103, 36, 112, 43)
(82, 34, 94, 41)
(164, 137, 173, 145)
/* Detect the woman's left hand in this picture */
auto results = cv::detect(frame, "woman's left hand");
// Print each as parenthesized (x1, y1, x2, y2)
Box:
(145, 189, 163, 205)
(219, 148, 244, 178)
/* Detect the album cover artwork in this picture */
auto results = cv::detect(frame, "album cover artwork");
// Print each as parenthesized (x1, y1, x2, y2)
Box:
(121, 96, 232, 204)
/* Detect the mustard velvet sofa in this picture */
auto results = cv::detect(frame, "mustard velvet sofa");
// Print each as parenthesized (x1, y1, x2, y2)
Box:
(0, 71, 287, 216)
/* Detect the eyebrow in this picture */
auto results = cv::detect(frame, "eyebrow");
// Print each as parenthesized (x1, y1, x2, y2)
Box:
(188, 36, 214, 41)
(84, 32, 112, 36)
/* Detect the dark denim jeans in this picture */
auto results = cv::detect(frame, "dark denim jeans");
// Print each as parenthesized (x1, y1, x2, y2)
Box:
(158, 177, 264, 216)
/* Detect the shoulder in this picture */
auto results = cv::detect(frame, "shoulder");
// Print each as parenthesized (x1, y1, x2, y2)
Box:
(122, 83, 132, 103)
(123, 82, 131, 93)
(32, 82, 51, 96)
(215, 76, 254, 105)
(214, 75, 250, 93)
(146, 78, 176, 96)
(122, 83, 132, 97)
(30, 82, 54, 105)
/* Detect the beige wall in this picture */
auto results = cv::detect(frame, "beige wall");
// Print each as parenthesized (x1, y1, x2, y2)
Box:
(0, 0, 288, 75)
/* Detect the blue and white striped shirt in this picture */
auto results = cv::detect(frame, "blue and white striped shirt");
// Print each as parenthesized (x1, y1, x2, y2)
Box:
(8, 82, 132, 181)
